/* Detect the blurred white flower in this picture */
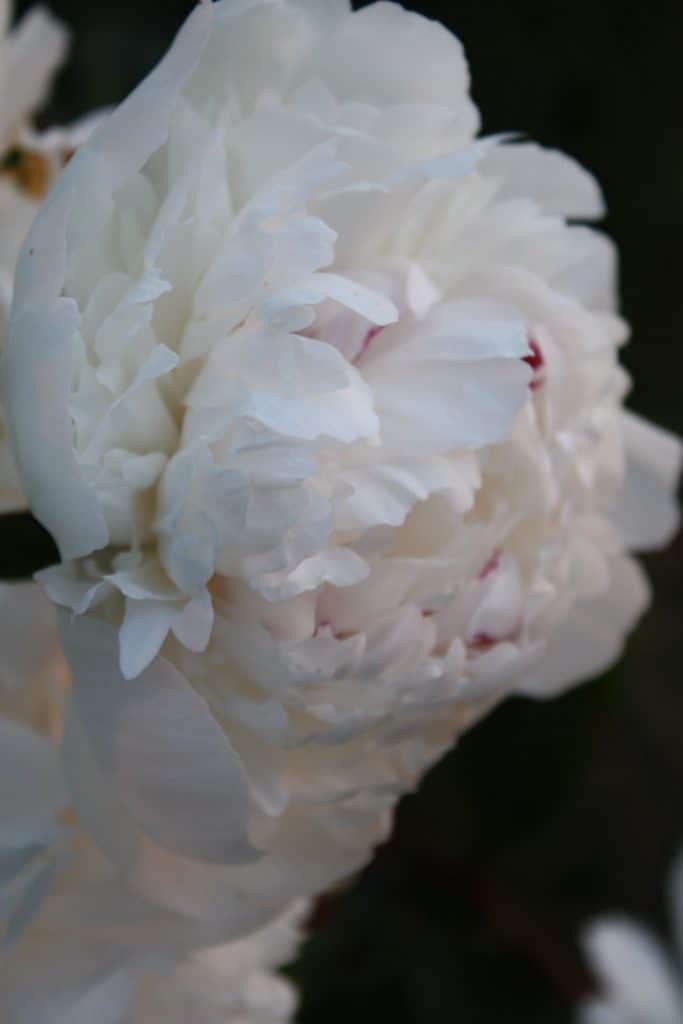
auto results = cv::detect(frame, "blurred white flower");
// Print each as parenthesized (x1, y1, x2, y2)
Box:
(579, 854, 683, 1024)
(0, 0, 680, 930)
(0, 2, 107, 513)
(0, 0, 68, 324)
(0, 1, 66, 142)
(0, 585, 305, 1024)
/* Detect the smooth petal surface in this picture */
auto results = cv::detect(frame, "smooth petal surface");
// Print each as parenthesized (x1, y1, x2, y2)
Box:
(0, 582, 59, 693)
(0, 716, 66, 827)
(519, 557, 650, 698)
(299, 1, 472, 108)
(1, 294, 107, 559)
(483, 142, 606, 219)
(60, 613, 258, 866)
(363, 303, 530, 455)
(612, 411, 682, 551)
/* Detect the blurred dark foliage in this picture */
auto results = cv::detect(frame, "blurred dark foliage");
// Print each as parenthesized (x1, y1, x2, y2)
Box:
(3, 1, 682, 1021)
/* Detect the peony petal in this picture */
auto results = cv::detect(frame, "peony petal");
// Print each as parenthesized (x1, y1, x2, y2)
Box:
(170, 590, 214, 653)
(60, 613, 259, 866)
(1, 938, 140, 1024)
(83, 2, 212, 192)
(299, 2, 472, 110)
(257, 547, 369, 601)
(156, 441, 248, 593)
(519, 557, 650, 697)
(0, 716, 66, 827)
(237, 330, 352, 398)
(612, 410, 682, 551)
(119, 599, 178, 681)
(334, 456, 476, 532)
(483, 142, 606, 220)
(1, 293, 108, 560)
(261, 273, 398, 327)
(363, 303, 530, 455)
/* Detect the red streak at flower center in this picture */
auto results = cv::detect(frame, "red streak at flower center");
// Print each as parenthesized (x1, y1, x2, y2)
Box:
(478, 550, 501, 581)
(523, 339, 545, 390)
(353, 325, 384, 365)
(470, 632, 497, 650)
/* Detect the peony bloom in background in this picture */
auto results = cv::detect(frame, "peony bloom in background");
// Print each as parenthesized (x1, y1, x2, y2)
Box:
(0, 0, 69, 511)
(0, 584, 305, 1024)
(0, 0, 68, 320)
(579, 852, 683, 1024)
(0, 0, 680, 954)
(0, 1, 104, 513)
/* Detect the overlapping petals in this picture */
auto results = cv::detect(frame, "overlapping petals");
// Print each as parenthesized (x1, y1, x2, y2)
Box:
(0, 0, 680, 961)
(0, 586, 305, 1024)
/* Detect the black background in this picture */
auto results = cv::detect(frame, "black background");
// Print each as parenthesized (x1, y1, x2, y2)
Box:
(5, 2, 683, 1021)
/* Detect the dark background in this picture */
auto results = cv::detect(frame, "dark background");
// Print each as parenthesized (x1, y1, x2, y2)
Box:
(5, 1, 683, 1021)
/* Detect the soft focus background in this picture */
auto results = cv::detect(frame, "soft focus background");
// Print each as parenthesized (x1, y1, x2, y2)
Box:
(3, 1, 682, 1021)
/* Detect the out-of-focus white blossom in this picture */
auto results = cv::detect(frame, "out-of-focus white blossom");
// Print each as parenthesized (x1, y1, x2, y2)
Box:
(579, 853, 683, 1024)
(0, 0, 68, 326)
(0, 0, 71, 512)
(0, 0, 680, 932)
(0, 584, 304, 1024)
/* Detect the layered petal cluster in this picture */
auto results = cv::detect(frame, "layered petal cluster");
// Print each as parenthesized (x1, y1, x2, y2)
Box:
(1, 0, 680, 943)
(579, 853, 683, 1024)
(0, 584, 305, 1024)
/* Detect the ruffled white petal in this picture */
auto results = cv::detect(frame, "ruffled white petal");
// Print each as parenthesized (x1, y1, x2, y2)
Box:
(612, 411, 682, 551)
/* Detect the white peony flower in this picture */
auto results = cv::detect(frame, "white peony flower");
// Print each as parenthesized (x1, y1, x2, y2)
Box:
(579, 853, 683, 1024)
(0, 585, 305, 1024)
(0, 0, 680, 930)
(1, 0, 532, 666)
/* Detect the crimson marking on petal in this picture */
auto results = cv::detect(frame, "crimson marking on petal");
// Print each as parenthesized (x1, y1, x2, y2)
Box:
(353, 325, 384, 365)
(477, 550, 502, 580)
(470, 632, 497, 650)
(523, 339, 545, 390)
